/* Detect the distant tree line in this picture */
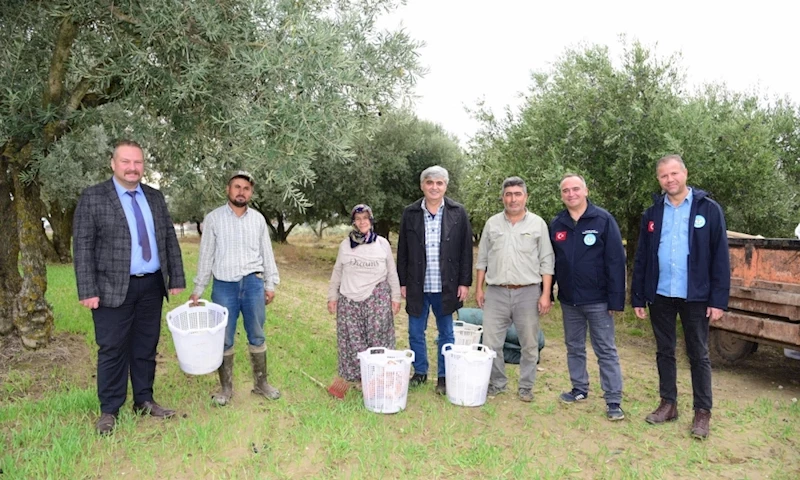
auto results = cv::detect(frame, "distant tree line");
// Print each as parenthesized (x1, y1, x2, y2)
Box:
(462, 40, 800, 286)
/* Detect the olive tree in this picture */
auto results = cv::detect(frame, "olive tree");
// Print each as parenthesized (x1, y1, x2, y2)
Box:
(466, 39, 799, 291)
(0, 0, 422, 347)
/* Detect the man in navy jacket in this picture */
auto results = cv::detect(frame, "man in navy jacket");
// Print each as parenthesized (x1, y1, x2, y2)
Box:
(632, 154, 730, 440)
(550, 174, 626, 421)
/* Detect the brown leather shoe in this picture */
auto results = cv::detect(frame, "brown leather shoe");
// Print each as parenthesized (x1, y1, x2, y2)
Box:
(691, 409, 711, 439)
(133, 400, 176, 418)
(645, 399, 678, 424)
(95, 412, 117, 435)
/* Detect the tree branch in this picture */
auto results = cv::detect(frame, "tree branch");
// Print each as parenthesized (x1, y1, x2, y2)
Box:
(80, 77, 124, 109)
(43, 17, 78, 108)
(66, 77, 92, 113)
(109, 5, 140, 25)
(65, 60, 121, 112)
(1, 137, 31, 161)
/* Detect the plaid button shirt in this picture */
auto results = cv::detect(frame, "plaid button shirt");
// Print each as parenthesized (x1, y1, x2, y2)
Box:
(422, 200, 443, 293)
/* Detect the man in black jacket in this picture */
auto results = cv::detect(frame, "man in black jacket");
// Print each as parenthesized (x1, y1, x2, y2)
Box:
(397, 166, 473, 395)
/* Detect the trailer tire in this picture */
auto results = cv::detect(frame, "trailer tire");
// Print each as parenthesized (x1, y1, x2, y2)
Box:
(709, 328, 758, 366)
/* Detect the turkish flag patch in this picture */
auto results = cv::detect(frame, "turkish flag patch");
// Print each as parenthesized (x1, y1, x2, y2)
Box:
(555, 231, 567, 242)
(647, 221, 655, 233)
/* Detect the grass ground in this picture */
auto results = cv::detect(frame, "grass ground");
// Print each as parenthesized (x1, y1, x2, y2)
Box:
(1, 233, 799, 479)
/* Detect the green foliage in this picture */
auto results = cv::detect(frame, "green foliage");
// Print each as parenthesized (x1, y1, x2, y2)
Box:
(165, 176, 220, 227)
(680, 87, 799, 236)
(1, 0, 424, 213)
(293, 110, 465, 237)
(466, 39, 800, 246)
(1, 0, 425, 344)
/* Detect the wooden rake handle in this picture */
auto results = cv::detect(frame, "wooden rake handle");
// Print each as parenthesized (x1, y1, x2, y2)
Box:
(299, 370, 327, 389)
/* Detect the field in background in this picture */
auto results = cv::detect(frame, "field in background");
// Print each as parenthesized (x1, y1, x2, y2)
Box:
(1, 232, 799, 479)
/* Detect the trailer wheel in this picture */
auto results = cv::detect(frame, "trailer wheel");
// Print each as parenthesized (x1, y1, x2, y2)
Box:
(709, 328, 758, 366)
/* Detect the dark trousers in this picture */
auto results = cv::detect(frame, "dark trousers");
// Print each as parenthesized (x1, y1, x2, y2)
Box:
(92, 273, 165, 414)
(649, 294, 713, 411)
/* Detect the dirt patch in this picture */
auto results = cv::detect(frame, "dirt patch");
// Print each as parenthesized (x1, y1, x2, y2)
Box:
(713, 344, 800, 402)
(0, 331, 94, 402)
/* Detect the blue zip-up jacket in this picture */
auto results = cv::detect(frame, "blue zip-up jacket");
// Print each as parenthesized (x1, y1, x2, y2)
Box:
(550, 201, 626, 311)
(631, 188, 730, 309)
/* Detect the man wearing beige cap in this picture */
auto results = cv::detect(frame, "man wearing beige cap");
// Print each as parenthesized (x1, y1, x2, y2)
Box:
(190, 171, 281, 405)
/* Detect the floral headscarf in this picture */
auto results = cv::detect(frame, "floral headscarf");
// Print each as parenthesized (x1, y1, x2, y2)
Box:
(349, 204, 378, 248)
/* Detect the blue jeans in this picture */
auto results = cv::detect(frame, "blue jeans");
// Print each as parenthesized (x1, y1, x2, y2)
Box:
(562, 303, 623, 404)
(408, 293, 454, 378)
(211, 274, 266, 351)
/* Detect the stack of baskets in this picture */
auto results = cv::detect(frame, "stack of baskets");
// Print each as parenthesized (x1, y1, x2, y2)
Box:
(166, 300, 228, 375)
(452, 320, 483, 346)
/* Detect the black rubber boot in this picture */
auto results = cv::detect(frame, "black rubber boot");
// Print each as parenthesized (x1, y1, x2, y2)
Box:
(211, 352, 235, 406)
(249, 345, 280, 400)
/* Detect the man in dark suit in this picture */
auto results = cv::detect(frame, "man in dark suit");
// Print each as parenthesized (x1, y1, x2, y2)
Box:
(397, 165, 473, 395)
(73, 139, 186, 435)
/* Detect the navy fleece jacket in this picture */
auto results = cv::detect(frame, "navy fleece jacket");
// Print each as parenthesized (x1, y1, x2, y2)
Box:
(550, 201, 627, 311)
(631, 188, 730, 309)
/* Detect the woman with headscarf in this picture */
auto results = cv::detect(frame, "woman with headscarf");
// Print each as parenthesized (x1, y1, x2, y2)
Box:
(327, 204, 401, 389)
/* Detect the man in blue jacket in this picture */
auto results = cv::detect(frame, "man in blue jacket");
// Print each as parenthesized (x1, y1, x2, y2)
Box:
(550, 174, 626, 421)
(632, 154, 730, 440)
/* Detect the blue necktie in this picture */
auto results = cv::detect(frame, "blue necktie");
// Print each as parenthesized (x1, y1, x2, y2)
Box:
(127, 191, 152, 261)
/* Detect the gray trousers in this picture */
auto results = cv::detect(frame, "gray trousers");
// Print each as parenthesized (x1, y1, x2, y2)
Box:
(562, 303, 623, 404)
(482, 285, 540, 390)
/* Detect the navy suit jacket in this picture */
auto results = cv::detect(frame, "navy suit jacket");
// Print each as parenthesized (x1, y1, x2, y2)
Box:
(73, 178, 185, 308)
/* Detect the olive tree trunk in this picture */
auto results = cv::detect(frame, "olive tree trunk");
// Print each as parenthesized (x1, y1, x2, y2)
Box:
(0, 155, 21, 336)
(48, 200, 75, 263)
(9, 147, 54, 349)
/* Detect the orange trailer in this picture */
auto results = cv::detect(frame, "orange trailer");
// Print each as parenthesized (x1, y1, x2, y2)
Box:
(709, 237, 800, 364)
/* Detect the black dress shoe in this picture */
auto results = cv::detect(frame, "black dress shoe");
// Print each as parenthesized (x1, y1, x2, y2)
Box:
(409, 373, 427, 387)
(132, 400, 176, 418)
(96, 412, 117, 435)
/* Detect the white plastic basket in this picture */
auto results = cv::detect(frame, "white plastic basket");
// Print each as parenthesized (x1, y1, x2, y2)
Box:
(453, 320, 483, 346)
(442, 343, 497, 407)
(358, 347, 415, 414)
(166, 300, 228, 375)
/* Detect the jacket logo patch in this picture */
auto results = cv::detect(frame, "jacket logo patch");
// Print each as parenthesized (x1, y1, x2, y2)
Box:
(583, 233, 597, 246)
(694, 215, 706, 228)
(647, 221, 655, 233)
(555, 231, 567, 242)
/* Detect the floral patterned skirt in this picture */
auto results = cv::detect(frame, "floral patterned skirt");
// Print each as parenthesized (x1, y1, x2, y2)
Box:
(336, 281, 396, 382)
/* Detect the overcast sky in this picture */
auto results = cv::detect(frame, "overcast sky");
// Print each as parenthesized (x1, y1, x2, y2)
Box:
(379, 0, 799, 144)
